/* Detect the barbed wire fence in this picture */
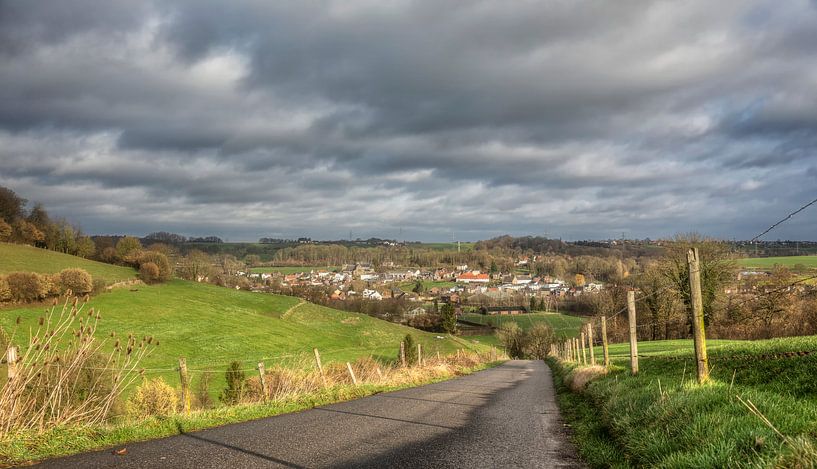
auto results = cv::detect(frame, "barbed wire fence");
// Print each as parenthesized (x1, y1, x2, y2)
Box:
(551, 194, 817, 376)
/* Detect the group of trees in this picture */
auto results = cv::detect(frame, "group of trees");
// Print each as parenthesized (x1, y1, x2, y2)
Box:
(0, 187, 95, 257)
(498, 323, 555, 359)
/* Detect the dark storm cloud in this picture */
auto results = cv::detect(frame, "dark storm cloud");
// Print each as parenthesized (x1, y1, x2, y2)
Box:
(1, 0, 817, 241)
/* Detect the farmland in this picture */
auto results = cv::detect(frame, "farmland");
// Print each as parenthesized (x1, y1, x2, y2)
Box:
(0, 279, 482, 396)
(0, 242, 136, 283)
(553, 336, 817, 467)
(737, 255, 817, 270)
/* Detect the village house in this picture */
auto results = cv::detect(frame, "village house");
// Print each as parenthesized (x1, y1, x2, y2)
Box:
(456, 271, 490, 284)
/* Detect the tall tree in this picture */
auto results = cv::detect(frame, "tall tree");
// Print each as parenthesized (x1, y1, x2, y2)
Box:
(440, 303, 457, 334)
(0, 186, 27, 222)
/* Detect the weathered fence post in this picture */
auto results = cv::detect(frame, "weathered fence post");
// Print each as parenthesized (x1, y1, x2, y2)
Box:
(400, 341, 407, 367)
(580, 331, 587, 365)
(627, 290, 639, 375)
(346, 362, 358, 385)
(178, 357, 191, 414)
(257, 362, 267, 401)
(313, 348, 327, 387)
(687, 247, 710, 383)
(601, 316, 610, 368)
(6, 345, 18, 382)
(587, 322, 596, 365)
(574, 337, 580, 364)
(417, 343, 423, 366)
(376, 366, 383, 381)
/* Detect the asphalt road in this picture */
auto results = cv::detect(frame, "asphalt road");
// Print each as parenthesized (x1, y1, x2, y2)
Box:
(34, 360, 583, 468)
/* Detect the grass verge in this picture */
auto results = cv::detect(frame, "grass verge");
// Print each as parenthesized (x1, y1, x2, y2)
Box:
(548, 336, 817, 468)
(0, 361, 500, 466)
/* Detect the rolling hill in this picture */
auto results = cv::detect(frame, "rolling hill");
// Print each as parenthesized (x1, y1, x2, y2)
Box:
(0, 242, 136, 283)
(0, 244, 484, 395)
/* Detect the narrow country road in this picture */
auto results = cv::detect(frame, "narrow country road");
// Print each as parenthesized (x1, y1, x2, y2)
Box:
(34, 360, 584, 468)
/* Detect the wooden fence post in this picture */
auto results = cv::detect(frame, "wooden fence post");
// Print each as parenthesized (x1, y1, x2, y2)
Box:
(346, 362, 358, 385)
(257, 362, 267, 401)
(687, 248, 710, 383)
(417, 343, 423, 366)
(580, 331, 587, 365)
(313, 348, 327, 387)
(6, 345, 18, 382)
(574, 337, 580, 364)
(178, 357, 191, 415)
(437, 351, 441, 362)
(627, 290, 639, 375)
(376, 366, 383, 381)
(400, 342, 407, 367)
(601, 316, 610, 368)
(587, 322, 596, 365)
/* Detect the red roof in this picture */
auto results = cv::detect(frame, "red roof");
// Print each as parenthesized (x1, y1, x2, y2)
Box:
(457, 272, 489, 281)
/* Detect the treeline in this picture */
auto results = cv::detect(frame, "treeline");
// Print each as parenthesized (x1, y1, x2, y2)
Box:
(474, 235, 664, 258)
(0, 187, 96, 258)
(577, 235, 817, 342)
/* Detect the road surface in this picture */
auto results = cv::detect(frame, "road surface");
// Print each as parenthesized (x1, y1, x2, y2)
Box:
(34, 360, 583, 468)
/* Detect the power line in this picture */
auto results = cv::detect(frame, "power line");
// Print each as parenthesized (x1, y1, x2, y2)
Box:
(751, 196, 817, 242)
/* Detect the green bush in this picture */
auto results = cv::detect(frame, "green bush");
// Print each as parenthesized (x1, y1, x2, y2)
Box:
(126, 378, 179, 419)
(403, 333, 417, 365)
(221, 361, 246, 405)
(59, 268, 93, 294)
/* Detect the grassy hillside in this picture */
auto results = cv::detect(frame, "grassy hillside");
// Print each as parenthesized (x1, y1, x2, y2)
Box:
(0, 279, 479, 396)
(462, 311, 586, 338)
(737, 255, 817, 270)
(0, 243, 136, 283)
(554, 337, 817, 467)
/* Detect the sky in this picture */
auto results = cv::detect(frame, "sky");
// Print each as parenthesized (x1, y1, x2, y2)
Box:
(1, 0, 816, 242)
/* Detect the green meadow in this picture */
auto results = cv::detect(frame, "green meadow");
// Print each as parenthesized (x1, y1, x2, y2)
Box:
(0, 242, 136, 283)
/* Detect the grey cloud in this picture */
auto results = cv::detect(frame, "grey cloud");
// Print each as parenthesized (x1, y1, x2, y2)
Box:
(1, 0, 817, 241)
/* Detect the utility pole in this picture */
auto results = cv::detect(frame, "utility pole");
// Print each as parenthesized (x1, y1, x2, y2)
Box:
(687, 248, 709, 383)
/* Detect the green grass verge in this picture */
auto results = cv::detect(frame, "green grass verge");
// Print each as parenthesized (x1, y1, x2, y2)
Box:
(0, 362, 500, 466)
(0, 243, 136, 283)
(0, 279, 487, 397)
(461, 312, 586, 338)
(551, 337, 817, 468)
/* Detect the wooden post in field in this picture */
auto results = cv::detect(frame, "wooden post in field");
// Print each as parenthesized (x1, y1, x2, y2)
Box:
(178, 357, 191, 414)
(437, 351, 441, 362)
(601, 316, 610, 368)
(376, 366, 383, 381)
(400, 342, 407, 367)
(627, 290, 639, 375)
(580, 331, 587, 365)
(417, 343, 423, 366)
(687, 248, 710, 383)
(587, 322, 596, 365)
(257, 362, 267, 401)
(574, 337, 580, 363)
(6, 345, 18, 383)
(313, 348, 327, 387)
(346, 362, 358, 385)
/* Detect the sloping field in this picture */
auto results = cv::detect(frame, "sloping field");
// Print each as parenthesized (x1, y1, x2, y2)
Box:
(0, 242, 136, 283)
(0, 279, 476, 394)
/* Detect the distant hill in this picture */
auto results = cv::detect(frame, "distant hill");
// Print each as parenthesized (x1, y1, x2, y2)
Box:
(0, 242, 136, 283)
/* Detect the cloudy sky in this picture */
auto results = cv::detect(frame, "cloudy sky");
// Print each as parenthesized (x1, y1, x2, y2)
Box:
(1, 0, 816, 242)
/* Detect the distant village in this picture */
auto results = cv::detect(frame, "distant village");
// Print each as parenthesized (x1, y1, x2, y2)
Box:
(238, 256, 604, 316)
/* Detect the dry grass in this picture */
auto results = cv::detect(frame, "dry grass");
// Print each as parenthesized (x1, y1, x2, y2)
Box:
(241, 349, 499, 405)
(0, 298, 153, 437)
(565, 365, 608, 392)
